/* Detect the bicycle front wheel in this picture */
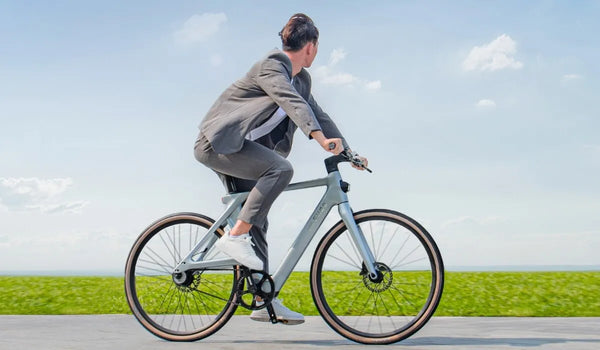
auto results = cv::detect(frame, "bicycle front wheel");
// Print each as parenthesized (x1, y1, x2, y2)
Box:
(310, 209, 444, 344)
(124, 212, 239, 341)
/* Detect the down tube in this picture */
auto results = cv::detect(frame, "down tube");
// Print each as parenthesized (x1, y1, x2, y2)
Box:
(271, 197, 341, 292)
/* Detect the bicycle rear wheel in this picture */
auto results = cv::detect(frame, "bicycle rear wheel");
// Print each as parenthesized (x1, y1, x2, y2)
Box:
(310, 209, 444, 344)
(124, 212, 239, 341)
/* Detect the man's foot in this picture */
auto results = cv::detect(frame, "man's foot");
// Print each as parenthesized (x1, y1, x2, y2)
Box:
(250, 298, 305, 325)
(214, 233, 263, 271)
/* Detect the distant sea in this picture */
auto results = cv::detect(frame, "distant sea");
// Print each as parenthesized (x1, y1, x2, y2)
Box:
(1, 265, 599, 276)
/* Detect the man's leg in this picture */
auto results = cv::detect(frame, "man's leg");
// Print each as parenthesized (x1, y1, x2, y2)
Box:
(217, 176, 270, 273)
(195, 137, 292, 271)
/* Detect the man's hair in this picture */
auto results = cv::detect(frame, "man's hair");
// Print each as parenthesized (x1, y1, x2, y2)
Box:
(279, 13, 319, 52)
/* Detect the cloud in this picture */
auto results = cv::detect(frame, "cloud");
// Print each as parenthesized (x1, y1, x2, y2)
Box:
(562, 74, 583, 82)
(476, 99, 497, 108)
(0, 177, 88, 214)
(37, 201, 88, 214)
(173, 12, 227, 45)
(329, 48, 347, 66)
(365, 80, 382, 91)
(463, 34, 523, 72)
(313, 66, 358, 85)
(312, 48, 381, 91)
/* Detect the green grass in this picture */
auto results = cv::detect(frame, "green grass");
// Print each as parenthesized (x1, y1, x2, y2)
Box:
(0, 271, 598, 316)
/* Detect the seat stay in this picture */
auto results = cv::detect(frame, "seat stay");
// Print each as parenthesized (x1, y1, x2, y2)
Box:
(173, 192, 248, 274)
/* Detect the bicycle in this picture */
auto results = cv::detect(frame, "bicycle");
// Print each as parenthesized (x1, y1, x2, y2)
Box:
(124, 148, 444, 344)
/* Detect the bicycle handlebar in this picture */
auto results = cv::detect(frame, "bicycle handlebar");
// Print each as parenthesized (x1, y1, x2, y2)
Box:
(324, 147, 372, 173)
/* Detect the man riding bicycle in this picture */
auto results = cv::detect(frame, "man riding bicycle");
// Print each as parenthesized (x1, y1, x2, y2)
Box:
(193, 13, 368, 324)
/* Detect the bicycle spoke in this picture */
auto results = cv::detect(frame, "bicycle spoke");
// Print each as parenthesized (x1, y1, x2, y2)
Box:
(390, 244, 421, 270)
(375, 221, 386, 260)
(333, 241, 361, 268)
(144, 246, 175, 271)
(137, 265, 172, 275)
(138, 258, 172, 273)
(390, 285, 420, 310)
(376, 291, 398, 330)
(159, 229, 177, 267)
(353, 291, 374, 328)
(388, 232, 411, 270)
(378, 225, 400, 260)
(392, 256, 428, 270)
(369, 221, 376, 258)
(325, 253, 361, 269)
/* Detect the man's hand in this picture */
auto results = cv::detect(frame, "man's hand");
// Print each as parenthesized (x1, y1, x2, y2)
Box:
(352, 156, 369, 171)
(310, 131, 343, 155)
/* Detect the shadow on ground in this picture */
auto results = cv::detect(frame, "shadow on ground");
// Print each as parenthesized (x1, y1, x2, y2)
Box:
(218, 337, 600, 347)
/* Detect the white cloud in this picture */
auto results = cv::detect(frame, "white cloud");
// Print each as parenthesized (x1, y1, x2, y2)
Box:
(463, 34, 523, 72)
(313, 66, 358, 85)
(37, 201, 88, 214)
(173, 12, 227, 45)
(562, 74, 583, 82)
(476, 99, 497, 108)
(329, 48, 347, 66)
(312, 48, 381, 91)
(0, 177, 88, 214)
(365, 80, 382, 91)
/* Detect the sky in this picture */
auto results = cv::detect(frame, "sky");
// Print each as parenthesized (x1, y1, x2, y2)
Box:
(1, 1, 599, 273)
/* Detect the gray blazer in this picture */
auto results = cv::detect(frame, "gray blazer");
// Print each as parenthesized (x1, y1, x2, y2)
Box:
(198, 49, 348, 157)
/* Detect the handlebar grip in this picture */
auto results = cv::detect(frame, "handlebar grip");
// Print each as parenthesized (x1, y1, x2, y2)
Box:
(328, 142, 336, 150)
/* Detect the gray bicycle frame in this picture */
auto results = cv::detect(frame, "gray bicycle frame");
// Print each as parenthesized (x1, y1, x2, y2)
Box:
(173, 169, 378, 292)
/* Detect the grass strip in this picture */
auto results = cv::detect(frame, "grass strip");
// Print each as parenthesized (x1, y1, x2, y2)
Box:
(0, 271, 598, 316)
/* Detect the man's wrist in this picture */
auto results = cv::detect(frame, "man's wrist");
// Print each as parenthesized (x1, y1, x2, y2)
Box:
(310, 130, 326, 145)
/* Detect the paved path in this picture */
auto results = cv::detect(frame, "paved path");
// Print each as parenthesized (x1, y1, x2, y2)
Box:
(1, 316, 599, 349)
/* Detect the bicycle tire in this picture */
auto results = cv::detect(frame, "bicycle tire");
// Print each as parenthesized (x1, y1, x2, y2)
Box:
(310, 209, 444, 344)
(124, 212, 239, 341)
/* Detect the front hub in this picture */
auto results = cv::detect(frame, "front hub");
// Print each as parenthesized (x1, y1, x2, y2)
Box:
(362, 262, 393, 292)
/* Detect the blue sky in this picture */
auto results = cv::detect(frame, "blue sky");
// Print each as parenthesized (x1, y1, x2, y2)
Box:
(1, 1, 598, 273)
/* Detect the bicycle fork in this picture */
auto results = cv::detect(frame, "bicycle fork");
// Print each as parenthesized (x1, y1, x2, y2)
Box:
(338, 202, 380, 280)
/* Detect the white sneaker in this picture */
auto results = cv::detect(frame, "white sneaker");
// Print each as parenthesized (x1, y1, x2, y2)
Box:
(250, 298, 305, 325)
(214, 233, 263, 271)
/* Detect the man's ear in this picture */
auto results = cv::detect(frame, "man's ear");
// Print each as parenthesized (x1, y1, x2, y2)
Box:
(305, 42, 315, 56)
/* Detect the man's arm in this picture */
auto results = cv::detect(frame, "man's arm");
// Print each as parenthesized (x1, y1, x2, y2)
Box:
(308, 93, 350, 150)
(255, 58, 322, 139)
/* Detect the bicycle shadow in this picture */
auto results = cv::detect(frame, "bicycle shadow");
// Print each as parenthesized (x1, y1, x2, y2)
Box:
(226, 336, 600, 347)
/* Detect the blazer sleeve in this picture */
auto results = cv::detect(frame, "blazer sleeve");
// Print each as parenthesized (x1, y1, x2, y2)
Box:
(308, 93, 350, 149)
(255, 58, 322, 138)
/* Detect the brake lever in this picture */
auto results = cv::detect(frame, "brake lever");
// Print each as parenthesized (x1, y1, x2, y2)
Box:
(342, 149, 372, 173)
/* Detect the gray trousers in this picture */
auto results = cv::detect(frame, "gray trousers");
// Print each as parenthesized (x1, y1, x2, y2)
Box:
(194, 134, 294, 272)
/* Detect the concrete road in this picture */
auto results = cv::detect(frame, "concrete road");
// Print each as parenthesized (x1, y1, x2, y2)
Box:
(1, 316, 599, 350)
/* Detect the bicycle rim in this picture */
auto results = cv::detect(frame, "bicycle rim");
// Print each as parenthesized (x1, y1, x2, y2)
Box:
(124, 213, 239, 341)
(311, 209, 444, 344)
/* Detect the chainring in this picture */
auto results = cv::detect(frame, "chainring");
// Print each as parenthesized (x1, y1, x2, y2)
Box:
(235, 268, 275, 310)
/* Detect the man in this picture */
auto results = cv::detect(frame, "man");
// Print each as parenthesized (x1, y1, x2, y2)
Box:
(194, 13, 367, 324)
